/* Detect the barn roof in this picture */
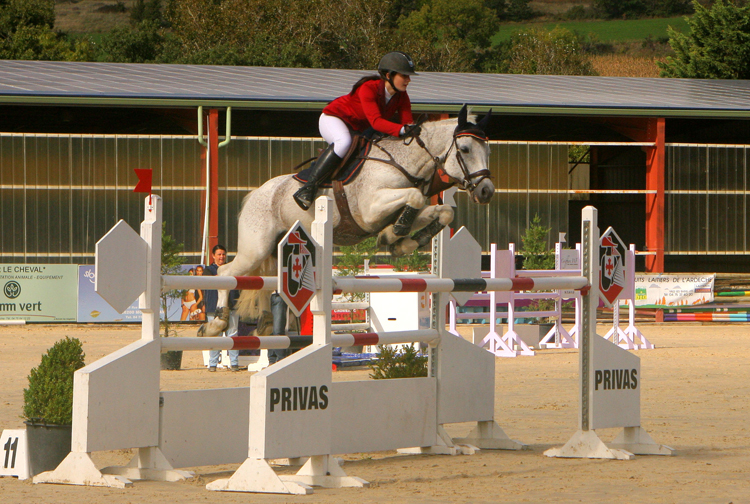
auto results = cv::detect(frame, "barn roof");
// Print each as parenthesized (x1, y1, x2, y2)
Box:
(1, 60, 750, 119)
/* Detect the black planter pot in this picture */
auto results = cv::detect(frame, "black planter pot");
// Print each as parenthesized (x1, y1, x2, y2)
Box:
(160, 350, 183, 370)
(24, 420, 71, 476)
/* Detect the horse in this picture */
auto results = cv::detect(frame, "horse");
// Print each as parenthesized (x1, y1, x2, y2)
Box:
(201, 105, 494, 337)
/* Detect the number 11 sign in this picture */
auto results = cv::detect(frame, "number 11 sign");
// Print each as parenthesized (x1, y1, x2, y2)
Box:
(0, 429, 29, 480)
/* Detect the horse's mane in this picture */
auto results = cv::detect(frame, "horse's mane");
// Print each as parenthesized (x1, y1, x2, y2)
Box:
(373, 116, 455, 148)
(374, 113, 480, 148)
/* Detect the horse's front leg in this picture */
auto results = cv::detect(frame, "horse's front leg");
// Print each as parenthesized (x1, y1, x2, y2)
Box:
(364, 187, 426, 242)
(381, 204, 454, 257)
(201, 289, 231, 337)
(200, 254, 256, 337)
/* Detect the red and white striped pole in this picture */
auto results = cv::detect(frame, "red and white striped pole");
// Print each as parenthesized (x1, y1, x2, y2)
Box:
(161, 330, 440, 352)
(162, 275, 277, 291)
(333, 276, 588, 294)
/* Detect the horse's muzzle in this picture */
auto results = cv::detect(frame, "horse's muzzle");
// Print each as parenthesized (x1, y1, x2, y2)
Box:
(472, 180, 495, 204)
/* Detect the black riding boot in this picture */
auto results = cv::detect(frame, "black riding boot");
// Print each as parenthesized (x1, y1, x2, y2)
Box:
(293, 145, 342, 210)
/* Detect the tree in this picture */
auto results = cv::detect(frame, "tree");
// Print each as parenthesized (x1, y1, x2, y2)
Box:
(162, 0, 392, 69)
(653, 0, 694, 16)
(398, 0, 500, 72)
(99, 20, 164, 63)
(130, 0, 164, 26)
(160, 223, 186, 338)
(0, 0, 54, 32)
(384, 0, 424, 28)
(336, 236, 380, 302)
(519, 214, 554, 270)
(505, 0, 534, 21)
(518, 214, 555, 322)
(0, 0, 92, 61)
(659, 0, 750, 79)
(595, 0, 693, 19)
(485, 0, 534, 21)
(594, 0, 648, 19)
(507, 27, 597, 76)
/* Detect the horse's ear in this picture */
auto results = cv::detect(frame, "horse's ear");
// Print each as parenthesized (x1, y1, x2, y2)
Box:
(457, 104, 468, 130)
(477, 109, 492, 132)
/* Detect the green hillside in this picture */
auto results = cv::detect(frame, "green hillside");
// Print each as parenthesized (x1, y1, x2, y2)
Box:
(492, 16, 690, 44)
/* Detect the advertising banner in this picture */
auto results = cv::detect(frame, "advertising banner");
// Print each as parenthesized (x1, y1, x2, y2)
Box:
(632, 273, 715, 307)
(0, 264, 78, 322)
(78, 265, 141, 323)
(77, 264, 200, 323)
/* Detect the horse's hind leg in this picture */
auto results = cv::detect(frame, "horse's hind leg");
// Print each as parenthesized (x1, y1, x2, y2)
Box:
(382, 204, 454, 257)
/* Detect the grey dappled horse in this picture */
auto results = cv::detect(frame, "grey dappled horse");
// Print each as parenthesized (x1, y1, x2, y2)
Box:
(202, 105, 494, 336)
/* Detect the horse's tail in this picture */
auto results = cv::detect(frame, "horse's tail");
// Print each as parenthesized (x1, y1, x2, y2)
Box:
(235, 254, 276, 321)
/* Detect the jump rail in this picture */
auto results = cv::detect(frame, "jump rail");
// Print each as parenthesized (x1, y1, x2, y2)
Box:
(161, 330, 440, 352)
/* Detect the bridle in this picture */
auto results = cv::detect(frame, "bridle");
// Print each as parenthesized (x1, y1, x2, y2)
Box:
(361, 121, 492, 194)
(408, 126, 492, 193)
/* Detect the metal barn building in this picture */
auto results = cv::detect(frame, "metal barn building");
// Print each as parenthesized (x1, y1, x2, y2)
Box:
(2, 60, 750, 273)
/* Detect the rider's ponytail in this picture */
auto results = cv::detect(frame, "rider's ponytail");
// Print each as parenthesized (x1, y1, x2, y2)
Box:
(350, 75, 381, 95)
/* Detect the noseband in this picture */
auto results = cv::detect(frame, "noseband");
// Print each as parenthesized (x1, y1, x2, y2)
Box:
(443, 129, 492, 192)
(411, 127, 491, 193)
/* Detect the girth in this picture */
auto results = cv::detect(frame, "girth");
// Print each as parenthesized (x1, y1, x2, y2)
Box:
(332, 180, 377, 246)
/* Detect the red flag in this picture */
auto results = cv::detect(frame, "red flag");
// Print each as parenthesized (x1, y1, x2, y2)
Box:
(134, 169, 152, 194)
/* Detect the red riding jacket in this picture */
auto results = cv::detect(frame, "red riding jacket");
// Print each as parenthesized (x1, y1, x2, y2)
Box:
(322, 78, 413, 138)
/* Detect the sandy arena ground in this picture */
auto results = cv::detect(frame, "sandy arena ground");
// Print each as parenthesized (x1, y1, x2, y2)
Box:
(0, 322, 748, 503)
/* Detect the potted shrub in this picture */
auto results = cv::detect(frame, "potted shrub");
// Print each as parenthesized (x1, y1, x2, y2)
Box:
(22, 336, 85, 476)
(160, 224, 187, 370)
(369, 344, 428, 379)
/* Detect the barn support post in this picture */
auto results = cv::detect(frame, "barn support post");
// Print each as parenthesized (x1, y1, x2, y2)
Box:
(198, 107, 230, 264)
(585, 116, 666, 273)
(207, 109, 220, 260)
(644, 117, 665, 273)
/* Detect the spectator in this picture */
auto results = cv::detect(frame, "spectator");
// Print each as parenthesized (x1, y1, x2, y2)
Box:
(204, 244, 240, 372)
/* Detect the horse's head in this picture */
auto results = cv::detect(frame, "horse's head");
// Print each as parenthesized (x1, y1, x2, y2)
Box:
(442, 105, 494, 204)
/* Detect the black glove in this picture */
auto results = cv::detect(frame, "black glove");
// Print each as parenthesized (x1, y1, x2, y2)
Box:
(401, 124, 422, 139)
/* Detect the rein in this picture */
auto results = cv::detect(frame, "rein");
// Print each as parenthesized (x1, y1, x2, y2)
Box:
(411, 127, 492, 193)
(358, 123, 491, 195)
(357, 143, 425, 188)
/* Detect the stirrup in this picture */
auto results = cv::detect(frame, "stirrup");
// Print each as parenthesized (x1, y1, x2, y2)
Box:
(392, 205, 420, 236)
(293, 185, 316, 211)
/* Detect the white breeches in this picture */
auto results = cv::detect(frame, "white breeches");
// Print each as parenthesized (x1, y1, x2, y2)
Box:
(319, 113, 352, 158)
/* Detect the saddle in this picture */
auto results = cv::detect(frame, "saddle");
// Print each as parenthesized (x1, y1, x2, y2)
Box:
(292, 135, 379, 246)
(292, 135, 371, 187)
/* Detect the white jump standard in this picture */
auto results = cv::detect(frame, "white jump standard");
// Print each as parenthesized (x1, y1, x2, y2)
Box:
(33, 195, 524, 493)
(32, 195, 672, 494)
(544, 206, 673, 460)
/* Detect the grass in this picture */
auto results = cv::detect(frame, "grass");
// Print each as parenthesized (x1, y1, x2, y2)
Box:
(492, 15, 690, 44)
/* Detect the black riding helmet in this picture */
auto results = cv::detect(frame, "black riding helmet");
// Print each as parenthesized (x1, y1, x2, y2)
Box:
(378, 51, 418, 76)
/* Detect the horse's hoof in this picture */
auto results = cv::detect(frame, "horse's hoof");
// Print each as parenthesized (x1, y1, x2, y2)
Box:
(217, 306, 231, 322)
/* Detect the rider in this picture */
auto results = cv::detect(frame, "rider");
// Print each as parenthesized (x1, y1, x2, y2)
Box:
(293, 51, 421, 211)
